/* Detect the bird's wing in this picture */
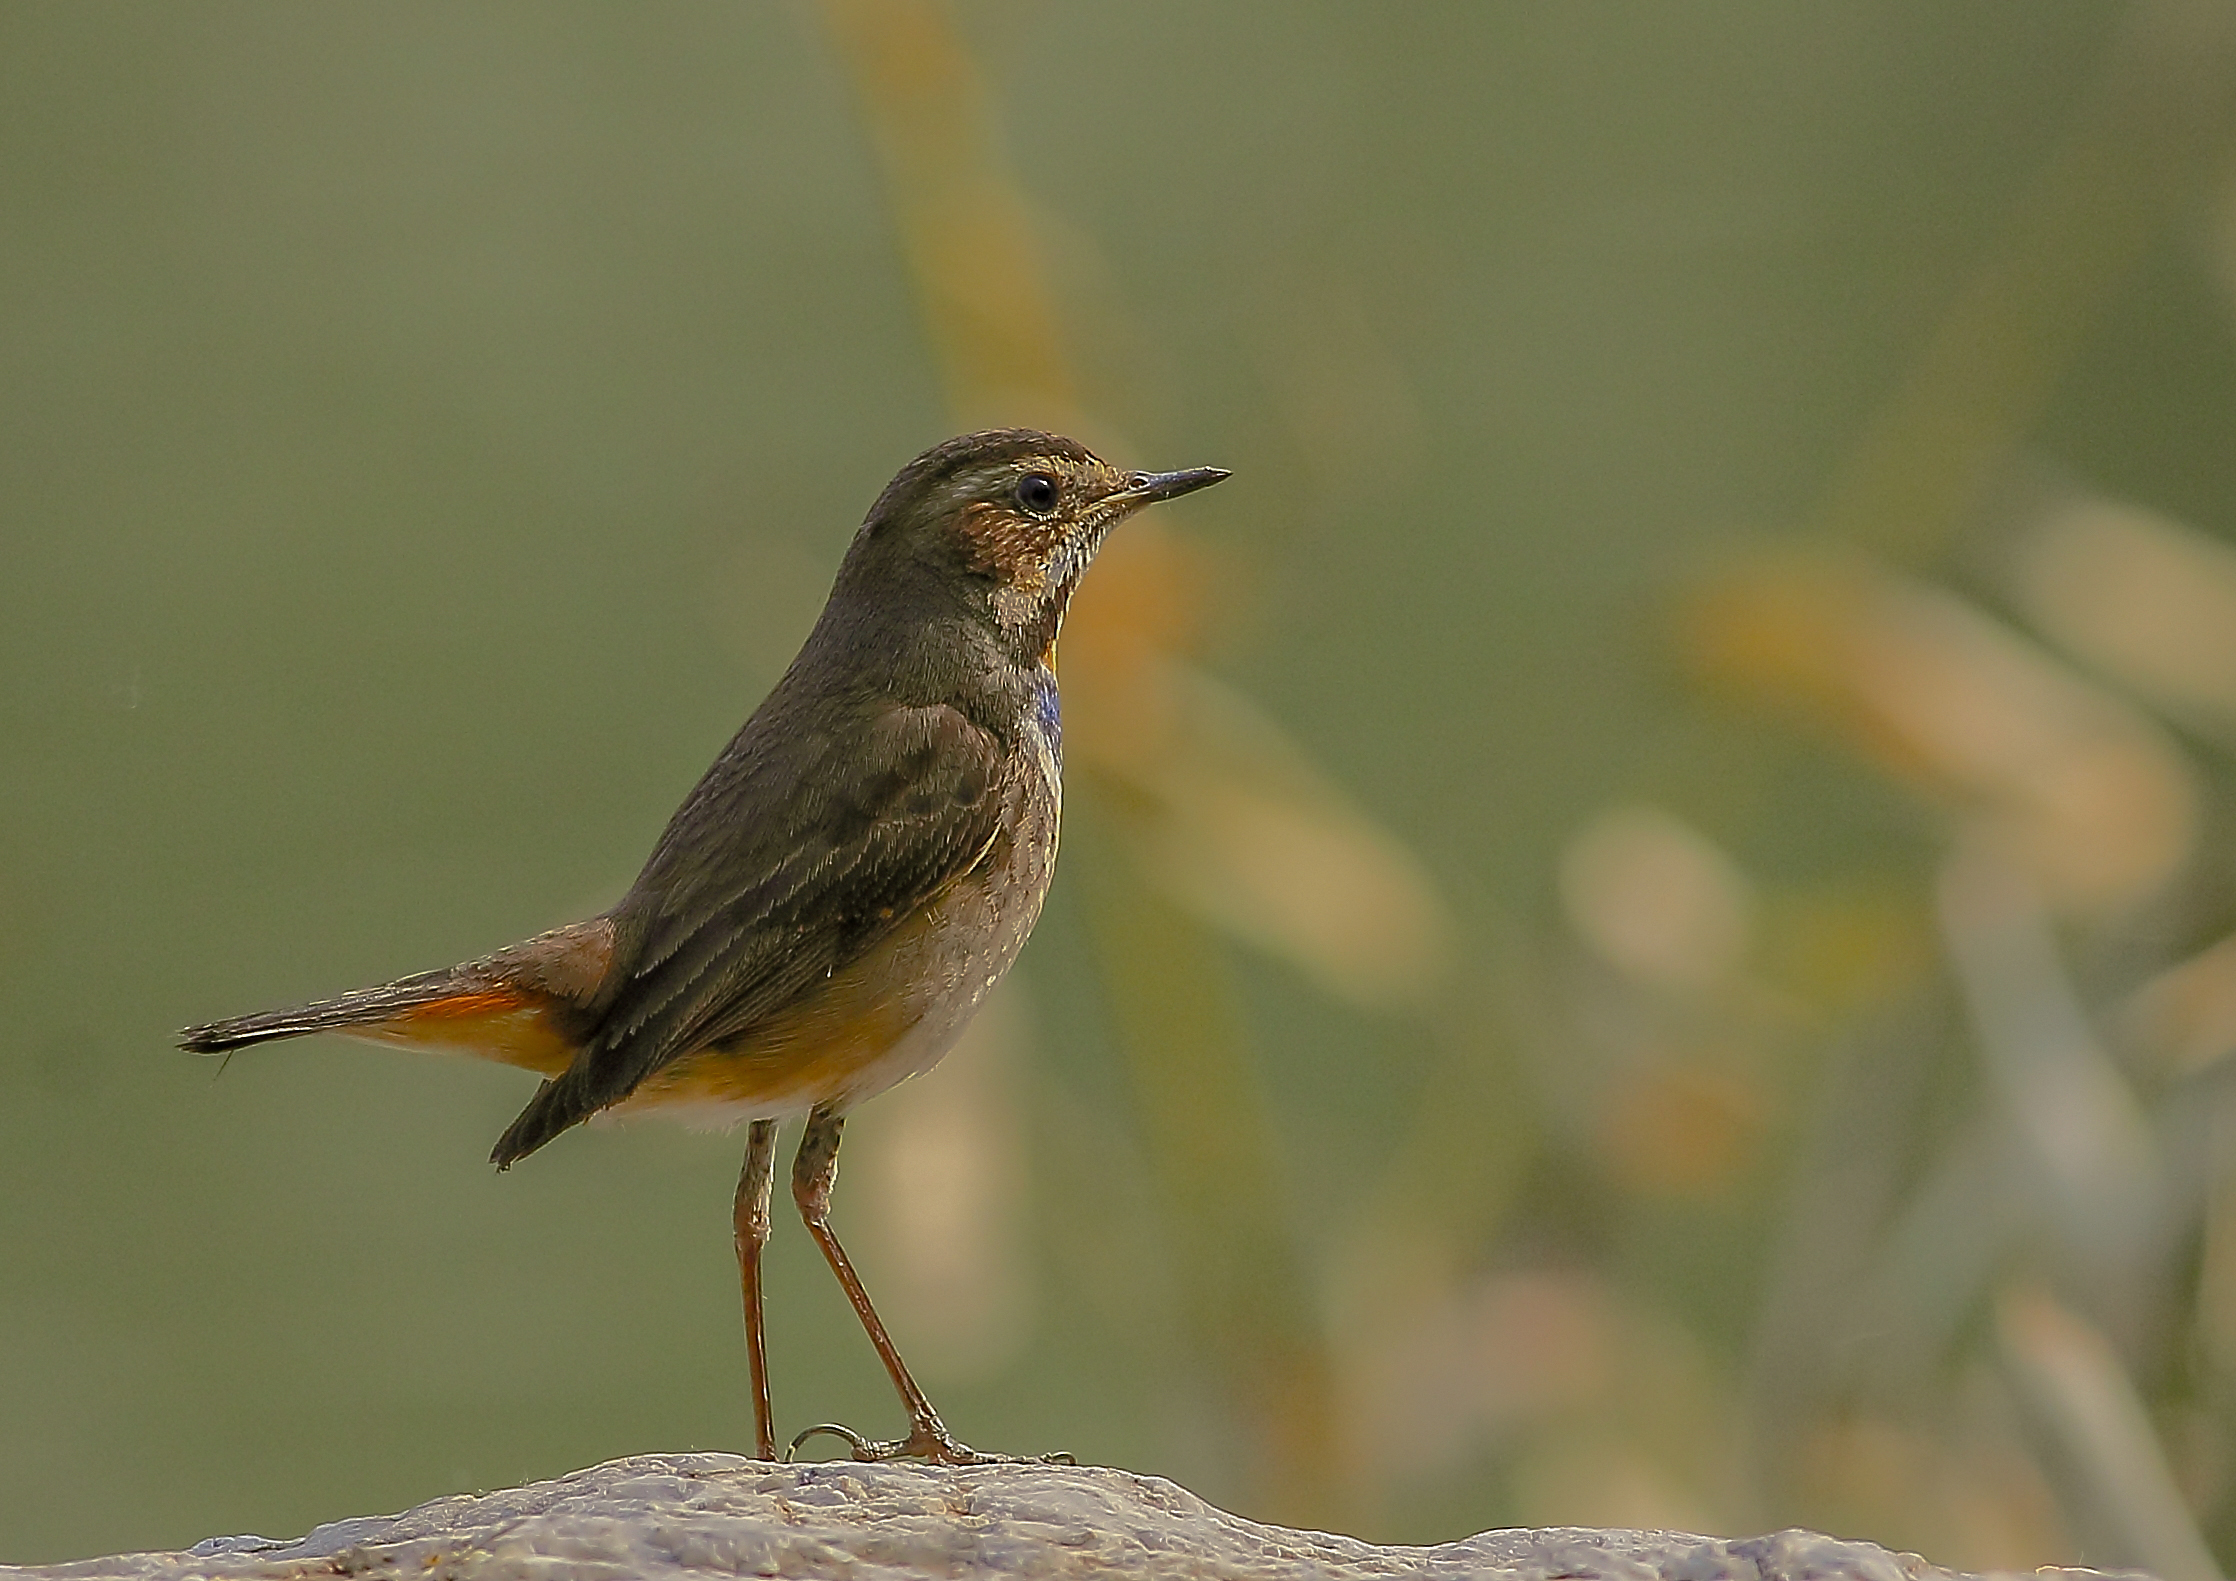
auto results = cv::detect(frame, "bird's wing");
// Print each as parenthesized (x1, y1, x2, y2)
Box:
(490, 700, 1004, 1166)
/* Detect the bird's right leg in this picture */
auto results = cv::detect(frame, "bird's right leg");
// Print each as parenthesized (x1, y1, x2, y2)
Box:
(783, 1104, 985, 1464)
(732, 1117, 780, 1460)
(781, 1106, 1071, 1467)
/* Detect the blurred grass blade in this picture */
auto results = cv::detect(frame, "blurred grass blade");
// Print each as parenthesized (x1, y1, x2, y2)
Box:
(1997, 1286, 2224, 1581)
(2013, 490, 2236, 743)
(2201, 1102, 2236, 1385)
(1089, 664, 1451, 1008)
(2121, 932, 2236, 1079)
(1684, 554, 2200, 918)
(1746, 990, 1955, 1486)
(852, 992, 1033, 1383)
(1938, 846, 2168, 1302)
(1859, 1120, 2019, 1386)
(1072, 808, 1346, 1521)
(815, 0, 1077, 427)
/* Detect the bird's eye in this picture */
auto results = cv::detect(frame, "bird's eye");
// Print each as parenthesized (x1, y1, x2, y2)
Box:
(1014, 473, 1060, 516)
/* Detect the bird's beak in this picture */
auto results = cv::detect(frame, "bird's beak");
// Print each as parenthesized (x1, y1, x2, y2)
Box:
(1109, 466, 1231, 507)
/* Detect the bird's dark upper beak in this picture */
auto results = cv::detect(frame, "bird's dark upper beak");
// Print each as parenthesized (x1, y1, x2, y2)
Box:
(1110, 466, 1231, 506)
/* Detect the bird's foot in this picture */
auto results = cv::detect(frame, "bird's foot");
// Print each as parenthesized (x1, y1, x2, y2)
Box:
(786, 1420, 1074, 1467)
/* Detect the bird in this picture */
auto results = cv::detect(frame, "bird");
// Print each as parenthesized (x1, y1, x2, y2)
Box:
(179, 428, 1229, 1466)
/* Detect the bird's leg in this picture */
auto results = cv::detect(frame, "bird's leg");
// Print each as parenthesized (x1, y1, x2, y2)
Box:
(783, 1104, 989, 1465)
(732, 1117, 780, 1461)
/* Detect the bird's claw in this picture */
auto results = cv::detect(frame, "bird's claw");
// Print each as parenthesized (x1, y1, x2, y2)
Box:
(786, 1422, 880, 1461)
(784, 1421, 1074, 1467)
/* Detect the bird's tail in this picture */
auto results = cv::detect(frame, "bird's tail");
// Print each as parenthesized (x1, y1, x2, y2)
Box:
(180, 967, 509, 1050)
(178, 918, 616, 1078)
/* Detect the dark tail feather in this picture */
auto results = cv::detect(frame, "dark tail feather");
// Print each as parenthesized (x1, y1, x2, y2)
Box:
(491, 1082, 572, 1171)
(489, 1074, 591, 1170)
(178, 968, 469, 1054)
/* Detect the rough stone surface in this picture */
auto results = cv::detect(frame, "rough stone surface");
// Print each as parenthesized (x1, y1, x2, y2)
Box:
(0, 1454, 2151, 1581)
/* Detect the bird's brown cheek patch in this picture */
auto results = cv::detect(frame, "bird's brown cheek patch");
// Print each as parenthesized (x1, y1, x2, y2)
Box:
(956, 501, 1057, 591)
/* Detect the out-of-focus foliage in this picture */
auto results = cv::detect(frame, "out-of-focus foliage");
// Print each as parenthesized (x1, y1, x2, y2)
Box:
(9, 3, 2236, 1574)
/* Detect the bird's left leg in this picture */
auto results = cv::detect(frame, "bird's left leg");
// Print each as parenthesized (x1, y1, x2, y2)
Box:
(783, 1102, 993, 1465)
(732, 1117, 779, 1460)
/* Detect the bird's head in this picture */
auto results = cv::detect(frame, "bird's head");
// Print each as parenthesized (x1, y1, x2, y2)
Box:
(841, 429, 1228, 663)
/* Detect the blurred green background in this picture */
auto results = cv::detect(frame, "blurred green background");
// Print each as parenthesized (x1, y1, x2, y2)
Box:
(8, 2, 2236, 1572)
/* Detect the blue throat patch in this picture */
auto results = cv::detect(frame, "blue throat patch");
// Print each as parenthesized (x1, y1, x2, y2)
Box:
(1033, 671, 1062, 765)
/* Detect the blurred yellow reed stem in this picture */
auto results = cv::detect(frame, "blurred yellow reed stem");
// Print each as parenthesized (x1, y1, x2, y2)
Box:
(1998, 1287, 2225, 1581)
(816, 0, 1345, 1524)
(814, 0, 1076, 429)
